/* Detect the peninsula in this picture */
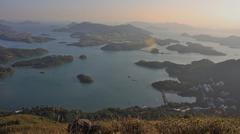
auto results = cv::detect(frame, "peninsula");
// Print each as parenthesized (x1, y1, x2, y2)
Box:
(12, 55, 74, 68)
(0, 45, 48, 64)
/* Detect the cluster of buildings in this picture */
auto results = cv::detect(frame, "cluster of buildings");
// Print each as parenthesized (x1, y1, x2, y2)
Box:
(172, 79, 238, 114)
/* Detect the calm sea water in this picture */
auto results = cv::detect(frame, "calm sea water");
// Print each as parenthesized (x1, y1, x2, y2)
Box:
(1, 23, 240, 112)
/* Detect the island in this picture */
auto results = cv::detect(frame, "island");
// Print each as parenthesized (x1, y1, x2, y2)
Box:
(136, 59, 240, 108)
(79, 55, 87, 60)
(67, 35, 108, 47)
(166, 42, 226, 56)
(101, 42, 146, 51)
(0, 23, 54, 43)
(156, 38, 180, 46)
(54, 22, 154, 50)
(183, 33, 240, 48)
(77, 74, 93, 83)
(0, 66, 14, 79)
(12, 55, 74, 68)
(0, 45, 48, 64)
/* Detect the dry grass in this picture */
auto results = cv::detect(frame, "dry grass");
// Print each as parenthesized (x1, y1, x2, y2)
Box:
(0, 114, 67, 134)
(1, 114, 240, 134)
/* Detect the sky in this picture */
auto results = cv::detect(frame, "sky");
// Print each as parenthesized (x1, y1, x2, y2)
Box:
(1, 0, 240, 29)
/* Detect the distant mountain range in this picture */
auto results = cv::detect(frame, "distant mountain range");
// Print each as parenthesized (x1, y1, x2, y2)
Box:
(130, 21, 240, 35)
(130, 21, 197, 32)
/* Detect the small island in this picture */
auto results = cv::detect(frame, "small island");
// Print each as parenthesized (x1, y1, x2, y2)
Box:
(166, 42, 226, 56)
(136, 59, 240, 108)
(0, 45, 48, 64)
(79, 55, 87, 60)
(150, 48, 159, 54)
(0, 66, 14, 79)
(77, 74, 93, 83)
(12, 55, 74, 68)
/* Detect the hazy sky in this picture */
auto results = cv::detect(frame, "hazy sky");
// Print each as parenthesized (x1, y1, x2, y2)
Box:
(1, 0, 240, 29)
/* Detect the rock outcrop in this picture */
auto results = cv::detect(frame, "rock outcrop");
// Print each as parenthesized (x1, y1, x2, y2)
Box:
(67, 118, 101, 134)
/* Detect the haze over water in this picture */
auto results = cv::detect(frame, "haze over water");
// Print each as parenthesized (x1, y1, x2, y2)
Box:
(1, 0, 240, 29)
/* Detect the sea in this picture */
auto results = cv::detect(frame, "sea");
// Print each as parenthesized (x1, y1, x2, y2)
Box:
(1, 23, 240, 112)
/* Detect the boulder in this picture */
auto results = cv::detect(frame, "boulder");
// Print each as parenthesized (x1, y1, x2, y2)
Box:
(68, 119, 101, 134)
